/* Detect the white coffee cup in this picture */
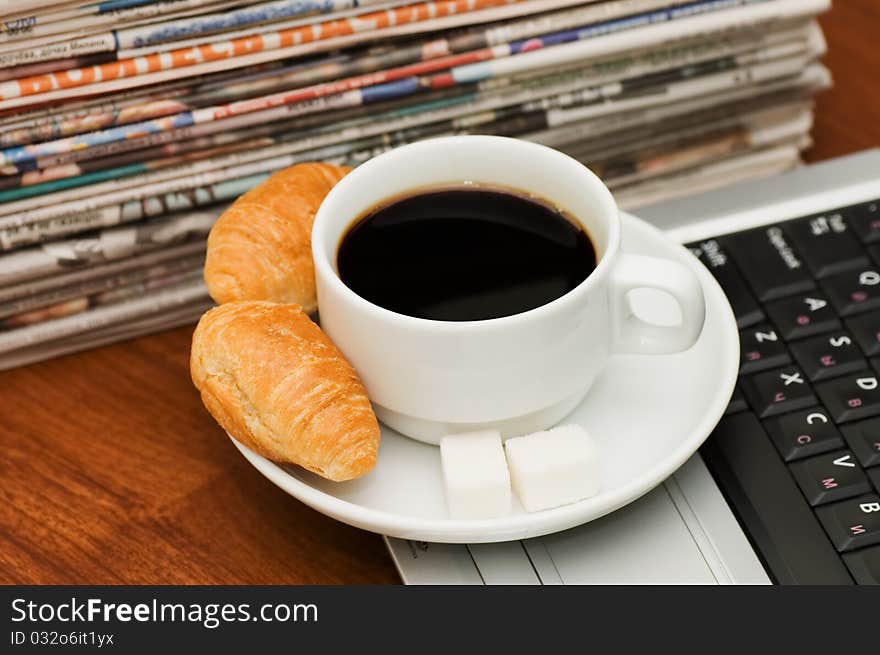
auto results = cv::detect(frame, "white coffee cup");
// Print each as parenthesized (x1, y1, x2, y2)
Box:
(312, 136, 705, 444)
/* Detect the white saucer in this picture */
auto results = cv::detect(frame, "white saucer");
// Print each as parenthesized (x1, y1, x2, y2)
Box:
(231, 212, 739, 543)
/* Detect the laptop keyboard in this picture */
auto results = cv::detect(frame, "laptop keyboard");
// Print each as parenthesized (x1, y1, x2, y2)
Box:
(688, 199, 880, 585)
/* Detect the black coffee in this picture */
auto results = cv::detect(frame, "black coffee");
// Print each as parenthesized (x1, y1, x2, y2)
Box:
(337, 186, 596, 321)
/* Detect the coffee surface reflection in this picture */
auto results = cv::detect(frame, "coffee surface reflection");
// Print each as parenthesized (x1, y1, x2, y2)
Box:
(337, 186, 596, 321)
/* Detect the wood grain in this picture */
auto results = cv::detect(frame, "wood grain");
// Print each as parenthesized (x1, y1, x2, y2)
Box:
(0, 326, 399, 584)
(808, 2, 880, 162)
(0, 2, 877, 584)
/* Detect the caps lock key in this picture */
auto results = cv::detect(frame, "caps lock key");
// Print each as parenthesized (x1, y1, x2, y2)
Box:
(722, 225, 815, 302)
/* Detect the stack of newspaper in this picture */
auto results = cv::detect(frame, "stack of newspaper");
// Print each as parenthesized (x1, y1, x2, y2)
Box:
(0, 0, 832, 368)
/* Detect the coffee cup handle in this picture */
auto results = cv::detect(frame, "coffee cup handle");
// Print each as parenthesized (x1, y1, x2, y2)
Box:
(610, 253, 706, 355)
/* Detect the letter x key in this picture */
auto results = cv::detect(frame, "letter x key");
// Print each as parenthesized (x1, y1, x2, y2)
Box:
(742, 365, 817, 418)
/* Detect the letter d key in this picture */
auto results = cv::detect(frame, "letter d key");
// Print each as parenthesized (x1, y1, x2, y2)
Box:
(816, 371, 880, 423)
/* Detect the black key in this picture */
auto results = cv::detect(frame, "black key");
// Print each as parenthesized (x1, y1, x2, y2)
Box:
(816, 494, 880, 552)
(815, 370, 880, 423)
(845, 311, 880, 357)
(846, 200, 880, 244)
(764, 407, 844, 462)
(688, 239, 764, 328)
(764, 293, 840, 341)
(870, 468, 880, 491)
(842, 545, 880, 584)
(721, 226, 815, 302)
(699, 412, 852, 583)
(783, 212, 869, 278)
(725, 384, 748, 415)
(789, 450, 871, 506)
(840, 418, 880, 469)
(741, 365, 816, 418)
(790, 331, 867, 381)
(739, 325, 790, 375)
(821, 267, 880, 316)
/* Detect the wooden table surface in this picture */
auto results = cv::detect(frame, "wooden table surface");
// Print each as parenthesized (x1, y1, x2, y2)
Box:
(2, 3, 878, 585)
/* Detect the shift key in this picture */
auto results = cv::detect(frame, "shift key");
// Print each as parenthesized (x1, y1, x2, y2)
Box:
(722, 225, 815, 302)
(688, 239, 764, 328)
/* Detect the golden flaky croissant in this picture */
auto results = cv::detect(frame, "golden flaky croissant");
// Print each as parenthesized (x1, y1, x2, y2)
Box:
(190, 301, 380, 481)
(203, 163, 350, 312)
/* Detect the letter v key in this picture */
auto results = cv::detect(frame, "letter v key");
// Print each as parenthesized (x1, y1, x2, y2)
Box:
(833, 453, 856, 467)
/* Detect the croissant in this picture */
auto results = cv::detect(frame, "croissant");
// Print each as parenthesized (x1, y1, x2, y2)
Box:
(203, 162, 350, 312)
(190, 301, 380, 481)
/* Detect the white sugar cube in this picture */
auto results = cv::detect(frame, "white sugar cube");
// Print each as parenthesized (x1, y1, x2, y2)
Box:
(504, 424, 600, 512)
(440, 430, 511, 519)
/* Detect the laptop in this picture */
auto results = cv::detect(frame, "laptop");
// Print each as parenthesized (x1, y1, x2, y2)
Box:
(385, 148, 880, 584)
